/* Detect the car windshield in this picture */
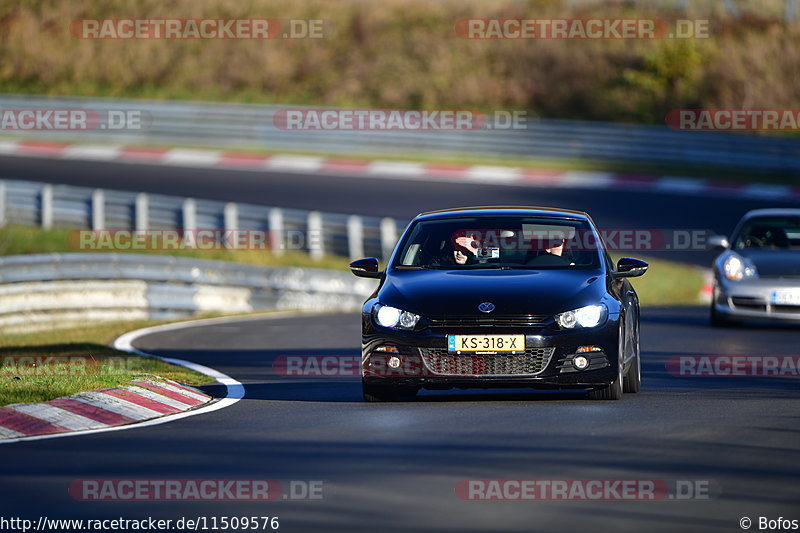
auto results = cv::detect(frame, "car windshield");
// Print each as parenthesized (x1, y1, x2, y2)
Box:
(393, 216, 602, 270)
(733, 216, 800, 250)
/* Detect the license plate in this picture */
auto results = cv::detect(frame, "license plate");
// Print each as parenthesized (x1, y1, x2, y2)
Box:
(448, 334, 524, 353)
(771, 289, 800, 306)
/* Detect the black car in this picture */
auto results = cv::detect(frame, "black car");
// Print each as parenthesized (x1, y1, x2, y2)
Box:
(350, 206, 648, 401)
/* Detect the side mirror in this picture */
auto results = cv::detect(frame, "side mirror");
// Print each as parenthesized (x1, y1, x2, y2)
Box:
(349, 257, 382, 279)
(707, 235, 730, 250)
(613, 257, 649, 278)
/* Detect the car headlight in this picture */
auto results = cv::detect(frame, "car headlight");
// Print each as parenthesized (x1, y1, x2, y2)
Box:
(373, 304, 420, 329)
(556, 304, 607, 329)
(723, 255, 757, 281)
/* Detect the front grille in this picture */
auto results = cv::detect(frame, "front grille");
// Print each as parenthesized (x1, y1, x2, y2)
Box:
(771, 305, 800, 314)
(418, 347, 555, 376)
(426, 315, 552, 328)
(730, 297, 767, 311)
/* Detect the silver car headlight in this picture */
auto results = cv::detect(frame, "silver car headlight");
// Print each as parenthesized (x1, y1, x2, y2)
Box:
(373, 304, 420, 329)
(723, 255, 757, 281)
(556, 304, 607, 329)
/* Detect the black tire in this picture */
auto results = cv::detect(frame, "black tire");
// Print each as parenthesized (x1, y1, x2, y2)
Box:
(588, 363, 623, 400)
(710, 304, 738, 328)
(623, 353, 641, 393)
(589, 324, 625, 400)
(623, 322, 641, 394)
(362, 383, 417, 402)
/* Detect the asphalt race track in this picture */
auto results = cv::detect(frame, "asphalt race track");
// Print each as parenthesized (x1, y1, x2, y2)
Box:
(2, 308, 799, 532)
(1, 156, 799, 532)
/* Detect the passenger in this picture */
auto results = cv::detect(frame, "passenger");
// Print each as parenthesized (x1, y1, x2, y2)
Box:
(527, 237, 571, 266)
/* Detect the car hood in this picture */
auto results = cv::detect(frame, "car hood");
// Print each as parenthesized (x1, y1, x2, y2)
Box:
(379, 269, 607, 316)
(737, 249, 800, 278)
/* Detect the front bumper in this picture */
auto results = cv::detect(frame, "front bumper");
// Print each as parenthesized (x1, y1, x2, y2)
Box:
(714, 276, 800, 322)
(362, 317, 620, 390)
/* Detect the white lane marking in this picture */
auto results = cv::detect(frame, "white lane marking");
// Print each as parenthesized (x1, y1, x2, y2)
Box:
(367, 161, 425, 177)
(656, 176, 708, 193)
(0, 140, 21, 154)
(69, 393, 161, 420)
(559, 171, 615, 188)
(465, 166, 521, 183)
(121, 385, 192, 410)
(742, 183, 792, 199)
(265, 155, 323, 172)
(7, 403, 107, 431)
(63, 144, 122, 160)
(163, 149, 223, 167)
(137, 379, 210, 402)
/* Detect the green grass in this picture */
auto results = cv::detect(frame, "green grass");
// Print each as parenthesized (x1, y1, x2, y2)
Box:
(0, 320, 211, 406)
(612, 253, 705, 307)
(0, 224, 348, 270)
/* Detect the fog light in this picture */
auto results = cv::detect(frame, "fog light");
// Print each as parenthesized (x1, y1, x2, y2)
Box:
(388, 356, 401, 369)
(573, 355, 589, 370)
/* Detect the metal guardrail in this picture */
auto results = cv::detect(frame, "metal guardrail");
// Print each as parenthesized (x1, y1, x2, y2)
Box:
(0, 253, 377, 331)
(0, 178, 405, 261)
(1, 94, 799, 174)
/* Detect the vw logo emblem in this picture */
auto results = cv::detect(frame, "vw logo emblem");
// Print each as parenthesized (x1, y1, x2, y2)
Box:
(478, 302, 495, 313)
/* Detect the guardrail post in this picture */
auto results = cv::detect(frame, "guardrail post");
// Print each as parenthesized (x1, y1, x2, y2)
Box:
(92, 189, 105, 230)
(135, 193, 149, 231)
(182, 198, 197, 248)
(380, 217, 397, 261)
(347, 215, 364, 260)
(182, 198, 196, 230)
(307, 211, 324, 260)
(0, 182, 6, 227)
(269, 208, 284, 255)
(41, 184, 53, 229)
(223, 202, 238, 250)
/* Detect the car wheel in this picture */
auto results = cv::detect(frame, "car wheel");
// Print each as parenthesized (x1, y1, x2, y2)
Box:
(588, 324, 624, 400)
(588, 362, 623, 400)
(623, 353, 641, 394)
(623, 322, 641, 394)
(710, 303, 739, 328)
(362, 383, 417, 402)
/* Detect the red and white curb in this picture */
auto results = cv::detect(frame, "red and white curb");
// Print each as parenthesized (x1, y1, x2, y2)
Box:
(0, 314, 250, 444)
(1, 139, 798, 202)
(0, 378, 211, 440)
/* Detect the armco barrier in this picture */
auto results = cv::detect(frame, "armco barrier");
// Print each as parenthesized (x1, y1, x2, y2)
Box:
(0, 253, 377, 332)
(0, 178, 404, 261)
(0, 94, 798, 174)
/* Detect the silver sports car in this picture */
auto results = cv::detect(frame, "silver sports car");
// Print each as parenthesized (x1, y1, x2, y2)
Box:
(709, 208, 800, 326)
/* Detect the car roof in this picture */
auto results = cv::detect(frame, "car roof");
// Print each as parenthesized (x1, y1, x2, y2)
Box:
(742, 208, 800, 219)
(416, 206, 590, 221)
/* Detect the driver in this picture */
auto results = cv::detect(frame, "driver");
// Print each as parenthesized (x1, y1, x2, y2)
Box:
(527, 235, 572, 266)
